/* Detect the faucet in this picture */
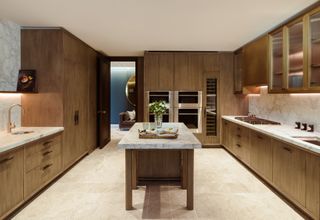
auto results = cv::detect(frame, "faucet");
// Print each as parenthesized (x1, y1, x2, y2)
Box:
(7, 104, 24, 133)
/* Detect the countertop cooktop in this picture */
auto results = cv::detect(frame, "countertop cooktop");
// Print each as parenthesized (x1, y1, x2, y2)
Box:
(0, 127, 64, 154)
(223, 116, 320, 155)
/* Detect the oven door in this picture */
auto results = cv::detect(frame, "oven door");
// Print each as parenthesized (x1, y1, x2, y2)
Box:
(174, 108, 202, 133)
(174, 91, 202, 108)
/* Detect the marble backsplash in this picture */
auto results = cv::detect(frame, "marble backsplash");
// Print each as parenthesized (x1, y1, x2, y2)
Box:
(249, 87, 320, 132)
(0, 20, 20, 91)
(0, 94, 21, 132)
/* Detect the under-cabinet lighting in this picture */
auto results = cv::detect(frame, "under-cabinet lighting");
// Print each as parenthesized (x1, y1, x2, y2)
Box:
(260, 86, 268, 89)
(247, 94, 260, 97)
(290, 93, 320, 96)
(0, 93, 22, 97)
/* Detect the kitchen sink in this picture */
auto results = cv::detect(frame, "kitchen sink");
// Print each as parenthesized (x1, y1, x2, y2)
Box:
(11, 130, 34, 135)
(292, 136, 320, 146)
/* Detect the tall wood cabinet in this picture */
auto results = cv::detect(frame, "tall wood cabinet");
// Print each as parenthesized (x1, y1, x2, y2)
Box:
(243, 35, 269, 86)
(21, 28, 97, 169)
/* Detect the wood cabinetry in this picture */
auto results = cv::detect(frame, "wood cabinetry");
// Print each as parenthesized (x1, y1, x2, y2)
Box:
(272, 139, 306, 206)
(222, 119, 320, 219)
(250, 131, 272, 181)
(21, 28, 97, 169)
(144, 52, 174, 91)
(24, 134, 62, 198)
(243, 35, 269, 86)
(306, 153, 320, 219)
(234, 49, 244, 93)
(0, 148, 24, 218)
(268, 6, 320, 93)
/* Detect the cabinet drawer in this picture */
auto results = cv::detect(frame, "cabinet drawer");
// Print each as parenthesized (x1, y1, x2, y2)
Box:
(25, 135, 61, 172)
(24, 155, 62, 198)
(0, 148, 24, 217)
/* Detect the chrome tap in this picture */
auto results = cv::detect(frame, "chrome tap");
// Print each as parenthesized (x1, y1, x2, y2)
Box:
(7, 104, 24, 133)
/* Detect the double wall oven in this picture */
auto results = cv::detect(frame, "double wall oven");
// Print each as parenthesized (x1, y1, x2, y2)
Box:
(145, 91, 202, 133)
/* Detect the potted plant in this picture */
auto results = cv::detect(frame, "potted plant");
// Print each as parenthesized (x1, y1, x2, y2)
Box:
(149, 100, 167, 128)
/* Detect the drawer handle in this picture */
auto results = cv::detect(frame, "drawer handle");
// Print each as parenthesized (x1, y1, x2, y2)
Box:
(42, 163, 53, 170)
(236, 144, 241, 147)
(283, 147, 292, 153)
(0, 156, 14, 164)
(43, 150, 53, 156)
(43, 141, 53, 146)
(257, 135, 263, 140)
(236, 134, 241, 138)
(237, 127, 241, 130)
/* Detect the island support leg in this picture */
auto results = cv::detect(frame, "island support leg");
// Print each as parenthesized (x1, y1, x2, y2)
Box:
(125, 149, 133, 210)
(187, 149, 194, 210)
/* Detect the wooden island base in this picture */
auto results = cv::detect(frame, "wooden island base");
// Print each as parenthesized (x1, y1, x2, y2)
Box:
(125, 149, 194, 210)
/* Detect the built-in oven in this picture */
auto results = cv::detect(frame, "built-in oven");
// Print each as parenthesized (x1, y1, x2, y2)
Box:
(145, 91, 174, 122)
(174, 108, 202, 133)
(174, 91, 202, 108)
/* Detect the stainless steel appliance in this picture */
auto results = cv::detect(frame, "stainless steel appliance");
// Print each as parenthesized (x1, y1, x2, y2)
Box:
(174, 91, 202, 133)
(146, 91, 202, 133)
(145, 91, 174, 122)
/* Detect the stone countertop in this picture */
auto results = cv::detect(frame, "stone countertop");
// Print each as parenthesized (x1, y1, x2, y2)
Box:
(222, 116, 320, 155)
(0, 127, 64, 154)
(118, 123, 202, 149)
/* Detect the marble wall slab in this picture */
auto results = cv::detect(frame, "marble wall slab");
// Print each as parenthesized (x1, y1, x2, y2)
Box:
(249, 87, 320, 132)
(0, 20, 20, 91)
(0, 20, 21, 132)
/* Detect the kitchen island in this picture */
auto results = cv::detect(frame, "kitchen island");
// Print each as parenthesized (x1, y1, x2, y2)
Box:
(118, 123, 201, 210)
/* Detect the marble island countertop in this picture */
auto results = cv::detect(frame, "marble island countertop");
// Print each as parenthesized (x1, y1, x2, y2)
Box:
(222, 116, 320, 155)
(118, 123, 202, 149)
(0, 127, 64, 154)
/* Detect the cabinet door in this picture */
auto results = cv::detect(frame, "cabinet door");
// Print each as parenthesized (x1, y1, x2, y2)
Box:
(250, 131, 272, 181)
(306, 153, 320, 219)
(287, 18, 305, 90)
(270, 30, 285, 91)
(144, 52, 159, 91)
(308, 10, 320, 89)
(273, 139, 306, 206)
(234, 50, 243, 93)
(0, 149, 24, 218)
(243, 35, 269, 86)
(188, 53, 203, 90)
(159, 53, 174, 90)
(175, 53, 203, 90)
(222, 120, 230, 148)
(174, 53, 189, 90)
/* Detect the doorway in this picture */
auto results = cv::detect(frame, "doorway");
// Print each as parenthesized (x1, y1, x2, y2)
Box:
(110, 61, 136, 128)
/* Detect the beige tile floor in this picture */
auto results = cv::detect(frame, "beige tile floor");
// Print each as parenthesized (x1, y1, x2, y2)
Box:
(13, 127, 304, 220)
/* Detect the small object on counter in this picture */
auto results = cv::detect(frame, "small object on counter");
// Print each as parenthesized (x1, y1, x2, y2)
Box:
(308, 124, 314, 132)
(301, 123, 307, 131)
(138, 127, 178, 139)
(295, 122, 301, 129)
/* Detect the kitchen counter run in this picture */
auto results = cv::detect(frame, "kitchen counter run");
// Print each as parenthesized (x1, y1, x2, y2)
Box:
(222, 116, 320, 155)
(0, 127, 64, 154)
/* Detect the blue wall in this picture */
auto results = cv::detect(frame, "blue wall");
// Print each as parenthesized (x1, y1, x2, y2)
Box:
(110, 67, 135, 124)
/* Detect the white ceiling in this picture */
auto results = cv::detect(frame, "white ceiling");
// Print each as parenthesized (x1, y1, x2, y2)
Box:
(0, 0, 317, 56)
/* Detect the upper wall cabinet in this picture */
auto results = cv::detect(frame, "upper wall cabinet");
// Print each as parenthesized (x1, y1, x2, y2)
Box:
(234, 49, 243, 93)
(144, 52, 219, 91)
(308, 8, 320, 90)
(144, 52, 174, 91)
(269, 6, 320, 93)
(243, 35, 269, 86)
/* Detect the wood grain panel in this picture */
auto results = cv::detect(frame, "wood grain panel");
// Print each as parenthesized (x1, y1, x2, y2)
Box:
(174, 53, 189, 90)
(21, 29, 64, 126)
(144, 52, 159, 91)
(272, 139, 306, 206)
(137, 150, 181, 179)
(306, 152, 320, 219)
(243, 35, 269, 86)
(0, 148, 24, 218)
(159, 53, 174, 90)
(250, 131, 272, 182)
